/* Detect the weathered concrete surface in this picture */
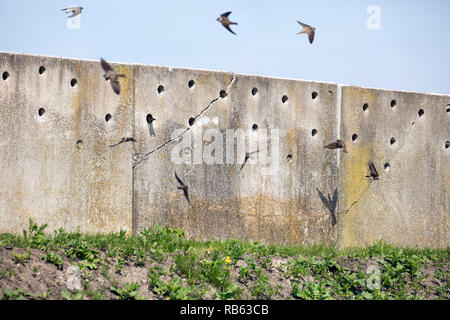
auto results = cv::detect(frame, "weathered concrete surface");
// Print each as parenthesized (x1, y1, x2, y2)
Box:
(0, 52, 134, 234)
(338, 86, 450, 248)
(132, 66, 339, 246)
(0, 51, 448, 248)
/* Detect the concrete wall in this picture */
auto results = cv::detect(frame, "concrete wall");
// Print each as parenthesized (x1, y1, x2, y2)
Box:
(0, 51, 448, 248)
(338, 86, 450, 248)
(0, 52, 134, 235)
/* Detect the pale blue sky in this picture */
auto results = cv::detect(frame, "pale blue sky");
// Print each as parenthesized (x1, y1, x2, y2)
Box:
(0, 0, 449, 94)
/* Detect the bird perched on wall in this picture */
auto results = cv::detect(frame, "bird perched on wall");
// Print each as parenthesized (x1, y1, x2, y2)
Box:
(239, 149, 261, 173)
(146, 114, 156, 123)
(100, 58, 126, 95)
(297, 20, 316, 44)
(324, 140, 348, 153)
(109, 137, 136, 147)
(146, 114, 156, 137)
(366, 162, 379, 180)
(61, 6, 83, 18)
(217, 12, 238, 35)
(175, 172, 191, 206)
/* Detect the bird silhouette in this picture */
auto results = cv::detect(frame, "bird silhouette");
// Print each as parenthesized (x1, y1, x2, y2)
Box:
(297, 21, 316, 44)
(61, 7, 83, 18)
(109, 137, 135, 147)
(366, 162, 379, 180)
(324, 140, 348, 153)
(239, 149, 260, 173)
(100, 58, 126, 95)
(217, 12, 238, 35)
(147, 114, 156, 137)
(175, 171, 191, 205)
(316, 188, 338, 226)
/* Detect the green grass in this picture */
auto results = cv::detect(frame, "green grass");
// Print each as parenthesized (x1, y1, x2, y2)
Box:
(0, 219, 448, 300)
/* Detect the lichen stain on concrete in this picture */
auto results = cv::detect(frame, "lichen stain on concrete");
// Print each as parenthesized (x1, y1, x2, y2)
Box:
(285, 127, 299, 148)
(341, 144, 372, 247)
(343, 86, 376, 114)
(287, 82, 300, 111)
(195, 72, 215, 87)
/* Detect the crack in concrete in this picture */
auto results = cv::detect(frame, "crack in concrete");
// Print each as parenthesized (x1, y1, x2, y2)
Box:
(336, 110, 422, 216)
(132, 73, 236, 168)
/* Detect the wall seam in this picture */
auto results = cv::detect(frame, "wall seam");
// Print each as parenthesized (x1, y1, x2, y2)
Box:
(131, 66, 137, 236)
(336, 83, 343, 248)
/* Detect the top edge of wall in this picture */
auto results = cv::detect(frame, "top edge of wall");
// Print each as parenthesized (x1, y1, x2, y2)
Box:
(1, 51, 449, 97)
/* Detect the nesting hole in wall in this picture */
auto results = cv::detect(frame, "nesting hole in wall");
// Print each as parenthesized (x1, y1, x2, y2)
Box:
(311, 129, 318, 137)
(446, 105, 450, 113)
(390, 137, 396, 145)
(287, 154, 293, 162)
(188, 80, 195, 88)
(445, 141, 450, 149)
(105, 114, 112, 122)
(252, 124, 258, 131)
(157, 85, 164, 94)
(188, 117, 195, 126)
(2, 71, 9, 80)
(312, 92, 318, 100)
(70, 78, 78, 87)
(146, 114, 155, 123)
(76, 140, 83, 150)
(282, 95, 288, 103)
(252, 87, 258, 96)
(38, 108, 45, 117)
(39, 66, 46, 75)
(363, 103, 369, 112)
(391, 100, 397, 108)
(418, 109, 424, 117)
(384, 163, 390, 171)
(219, 90, 227, 98)
(352, 133, 358, 141)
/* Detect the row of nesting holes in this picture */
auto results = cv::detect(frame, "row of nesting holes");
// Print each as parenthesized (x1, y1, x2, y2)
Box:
(2, 67, 78, 87)
(3, 66, 450, 112)
(6, 67, 448, 149)
(6, 66, 322, 102)
(353, 102, 436, 145)
(37, 107, 450, 150)
(286, 102, 450, 161)
(157, 81, 320, 102)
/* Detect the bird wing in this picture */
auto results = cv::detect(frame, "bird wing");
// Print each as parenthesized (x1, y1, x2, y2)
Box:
(297, 20, 311, 28)
(109, 142, 121, 147)
(110, 78, 121, 95)
(324, 142, 339, 149)
(369, 163, 378, 177)
(223, 24, 237, 35)
(221, 12, 232, 18)
(316, 188, 330, 207)
(183, 188, 191, 205)
(331, 189, 338, 212)
(239, 156, 250, 173)
(174, 172, 184, 186)
(307, 29, 315, 43)
(68, 11, 80, 18)
(100, 58, 114, 72)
